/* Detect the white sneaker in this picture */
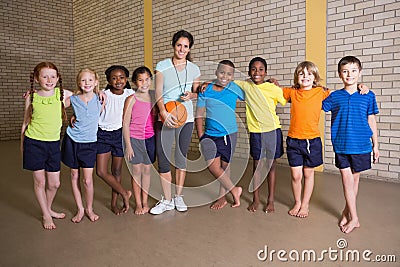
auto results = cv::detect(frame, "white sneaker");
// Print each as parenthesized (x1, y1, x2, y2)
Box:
(150, 197, 175, 215)
(174, 195, 188, 212)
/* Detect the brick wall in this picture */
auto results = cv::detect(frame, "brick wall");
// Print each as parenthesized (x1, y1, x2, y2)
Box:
(0, 0, 75, 140)
(326, 0, 400, 182)
(73, 0, 144, 87)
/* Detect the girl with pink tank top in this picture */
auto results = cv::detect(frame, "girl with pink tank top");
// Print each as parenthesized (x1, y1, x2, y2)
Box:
(122, 66, 157, 215)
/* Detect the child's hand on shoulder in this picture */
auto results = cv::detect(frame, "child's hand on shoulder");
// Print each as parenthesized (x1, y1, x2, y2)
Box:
(99, 90, 107, 103)
(358, 83, 369, 95)
(199, 81, 212, 93)
(267, 78, 280, 87)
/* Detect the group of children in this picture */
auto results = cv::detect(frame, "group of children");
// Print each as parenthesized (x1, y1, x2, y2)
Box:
(196, 55, 378, 235)
(21, 53, 378, 235)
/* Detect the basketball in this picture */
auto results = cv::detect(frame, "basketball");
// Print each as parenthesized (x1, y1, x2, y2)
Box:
(163, 101, 187, 128)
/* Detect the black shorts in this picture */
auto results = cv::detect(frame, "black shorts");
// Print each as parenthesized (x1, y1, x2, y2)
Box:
(23, 136, 61, 172)
(250, 129, 283, 160)
(61, 134, 97, 169)
(96, 128, 124, 157)
(286, 137, 323, 168)
(200, 133, 237, 163)
(335, 153, 371, 173)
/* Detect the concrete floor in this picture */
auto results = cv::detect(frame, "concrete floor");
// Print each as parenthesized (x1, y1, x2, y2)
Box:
(0, 140, 399, 267)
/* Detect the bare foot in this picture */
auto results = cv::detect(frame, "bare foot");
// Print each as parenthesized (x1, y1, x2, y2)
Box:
(42, 216, 56, 230)
(339, 208, 350, 227)
(231, 187, 242, 208)
(264, 201, 275, 213)
(85, 209, 99, 222)
(71, 210, 84, 223)
(210, 197, 228, 210)
(134, 206, 143, 215)
(341, 219, 360, 234)
(247, 199, 260, 212)
(289, 202, 301, 216)
(111, 205, 122, 215)
(142, 205, 149, 214)
(296, 205, 309, 218)
(49, 210, 66, 219)
(121, 190, 132, 213)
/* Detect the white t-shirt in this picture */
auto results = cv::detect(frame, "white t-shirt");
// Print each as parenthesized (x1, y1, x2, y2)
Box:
(98, 88, 135, 131)
(155, 58, 201, 122)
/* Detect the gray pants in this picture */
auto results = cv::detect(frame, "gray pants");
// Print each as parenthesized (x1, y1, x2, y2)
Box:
(156, 121, 194, 173)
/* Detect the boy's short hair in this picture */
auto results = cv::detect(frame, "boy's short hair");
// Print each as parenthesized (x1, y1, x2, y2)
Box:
(218, 59, 235, 69)
(248, 57, 268, 76)
(338, 56, 362, 73)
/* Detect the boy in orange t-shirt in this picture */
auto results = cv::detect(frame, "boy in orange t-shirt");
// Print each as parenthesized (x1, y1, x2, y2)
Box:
(283, 61, 329, 218)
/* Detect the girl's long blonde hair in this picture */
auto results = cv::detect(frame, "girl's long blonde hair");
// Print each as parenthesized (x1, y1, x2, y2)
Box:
(75, 68, 100, 95)
(293, 61, 322, 89)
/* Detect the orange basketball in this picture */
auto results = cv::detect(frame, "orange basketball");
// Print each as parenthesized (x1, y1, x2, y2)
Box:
(163, 101, 187, 128)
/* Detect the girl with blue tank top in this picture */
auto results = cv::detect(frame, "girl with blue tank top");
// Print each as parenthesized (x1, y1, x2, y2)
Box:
(61, 68, 104, 223)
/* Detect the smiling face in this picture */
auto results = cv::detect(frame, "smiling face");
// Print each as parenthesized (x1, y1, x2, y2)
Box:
(173, 37, 191, 61)
(339, 63, 361, 88)
(36, 67, 59, 91)
(249, 61, 267, 85)
(78, 71, 98, 94)
(108, 69, 127, 92)
(296, 67, 315, 90)
(134, 72, 152, 93)
(215, 64, 234, 87)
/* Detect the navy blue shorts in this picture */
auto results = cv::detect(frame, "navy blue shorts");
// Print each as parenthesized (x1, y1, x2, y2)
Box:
(335, 153, 371, 173)
(23, 136, 61, 172)
(250, 129, 283, 160)
(128, 136, 156, 165)
(200, 133, 237, 163)
(97, 128, 124, 157)
(286, 136, 323, 168)
(61, 134, 97, 169)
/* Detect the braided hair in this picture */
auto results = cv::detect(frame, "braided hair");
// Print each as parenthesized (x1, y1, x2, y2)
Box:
(30, 62, 66, 121)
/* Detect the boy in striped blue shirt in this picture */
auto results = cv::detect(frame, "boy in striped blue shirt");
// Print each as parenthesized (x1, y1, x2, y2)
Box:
(322, 56, 379, 234)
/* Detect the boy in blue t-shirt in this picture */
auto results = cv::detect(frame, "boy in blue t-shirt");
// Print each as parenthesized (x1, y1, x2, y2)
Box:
(322, 56, 379, 234)
(195, 60, 244, 209)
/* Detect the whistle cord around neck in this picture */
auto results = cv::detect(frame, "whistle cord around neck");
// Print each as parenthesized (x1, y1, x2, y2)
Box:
(172, 58, 188, 95)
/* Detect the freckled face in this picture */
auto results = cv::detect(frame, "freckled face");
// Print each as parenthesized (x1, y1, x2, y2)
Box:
(36, 67, 58, 91)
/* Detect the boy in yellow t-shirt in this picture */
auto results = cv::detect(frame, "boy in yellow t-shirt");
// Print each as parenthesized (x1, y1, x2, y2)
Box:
(235, 57, 286, 213)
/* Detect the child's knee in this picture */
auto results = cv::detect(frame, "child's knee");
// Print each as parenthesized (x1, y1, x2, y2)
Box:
(83, 178, 93, 188)
(111, 168, 122, 178)
(48, 180, 61, 190)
